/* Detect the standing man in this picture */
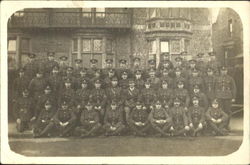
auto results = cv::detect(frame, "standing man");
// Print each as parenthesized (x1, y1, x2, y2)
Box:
(58, 56, 69, 77)
(116, 59, 129, 79)
(47, 66, 63, 96)
(12, 68, 29, 101)
(214, 66, 236, 129)
(88, 59, 99, 79)
(24, 53, 38, 82)
(74, 59, 83, 78)
(102, 58, 114, 78)
(44, 52, 59, 78)
(203, 67, 216, 103)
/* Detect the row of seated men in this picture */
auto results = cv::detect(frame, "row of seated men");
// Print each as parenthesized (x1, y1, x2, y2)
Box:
(13, 88, 229, 138)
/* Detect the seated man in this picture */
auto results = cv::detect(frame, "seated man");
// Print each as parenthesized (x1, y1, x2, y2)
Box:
(188, 97, 206, 137)
(74, 101, 102, 137)
(169, 98, 190, 136)
(205, 99, 229, 136)
(53, 101, 76, 137)
(33, 100, 56, 138)
(128, 100, 151, 136)
(149, 100, 172, 137)
(103, 100, 125, 136)
(13, 89, 33, 132)
(141, 80, 156, 113)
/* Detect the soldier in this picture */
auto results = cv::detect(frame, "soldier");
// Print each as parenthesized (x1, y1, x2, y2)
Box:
(43, 52, 59, 78)
(35, 85, 56, 120)
(190, 84, 209, 111)
(103, 69, 116, 89)
(75, 79, 90, 116)
(206, 99, 229, 136)
(53, 101, 77, 137)
(157, 80, 174, 110)
(141, 80, 156, 113)
(24, 53, 38, 82)
(145, 59, 157, 78)
(102, 58, 114, 78)
(63, 66, 77, 90)
(147, 68, 161, 90)
(214, 66, 236, 129)
(186, 59, 198, 78)
(58, 78, 76, 107)
(89, 79, 107, 122)
(174, 56, 184, 68)
(124, 79, 140, 123)
(134, 70, 145, 91)
(160, 67, 174, 89)
(173, 67, 187, 89)
(188, 97, 206, 136)
(203, 67, 216, 103)
(116, 59, 129, 79)
(103, 100, 125, 136)
(33, 100, 56, 138)
(128, 100, 151, 136)
(12, 68, 29, 101)
(119, 71, 129, 90)
(47, 66, 63, 96)
(132, 57, 141, 71)
(174, 80, 190, 109)
(13, 89, 33, 132)
(105, 77, 123, 106)
(207, 52, 221, 76)
(58, 56, 68, 77)
(88, 59, 98, 79)
(158, 52, 174, 71)
(28, 70, 47, 104)
(149, 100, 172, 137)
(89, 69, 103, 89)
(188, 68, 205, 93)
(74, 101, 102, 137)
(169, 98, 190, 136)
(75, 68, 90, 90)
(74, 59, 83, 78)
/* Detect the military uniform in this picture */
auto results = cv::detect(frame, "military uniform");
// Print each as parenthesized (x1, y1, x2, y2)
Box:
(188, 69, 205, 93)
(24, 53, 38, 82)
(214, 67, 236, 128)
(141, 81, 156, 112)
(75, 68, 90, 90)
(149, 100, 172, 136)
(53, 102, 77, 137)
(47, 66, 63, 96)
(173, 67, 187, 89)
(119, 71, 129, 90)
(157, 80, 174, 108)
(134, 70, 145, 90)
(43, 52, 59, 78)
(87, 59, 99, 79)
(58, 56, 69, 77)
(203, 68, 216, 102)
(33, 100, 56, 137)
(74, 102, 102, 137)
(62, 67, 77, 90)
(58, 79, 76, 107)
(103, 69, 116, 88)
(12, 68, 29, 100)
(174, 81, 190, 108)
(160, 68, 174, 89)
(205, 100, 229, 136)
(188, 97, 206, 136)
(89, 79, 107, 121)
(28, 71, 47, 103)
(13, 89, 33, 132)
(75, 79, 90, 110)
(74, 59, 83, 78)
(103, 102, 125, 136)
(147, 68, 161, 90)
(128, 101, 151, 136)
(116, 59, 130, 79)
(190, 85, 209, 110)
(105, 77, 123, 106)
(102, 59, 114, 78)
(169, 98, 189, 136)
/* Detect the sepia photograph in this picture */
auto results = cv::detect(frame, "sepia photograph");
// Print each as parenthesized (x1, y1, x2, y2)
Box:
(1, 1, 249, 164)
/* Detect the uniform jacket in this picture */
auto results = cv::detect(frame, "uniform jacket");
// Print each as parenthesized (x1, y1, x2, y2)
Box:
(188, 105, 205, 124)
(215, 75, 237, 99)
(28, 77, 47, 97)
(124, 87, 140, 107)
(129, 107, 149, 123)
(12, 76, 29, 99)
(190, 92, 209, 110)
(203, 75, 216, 99)
(80, 108, 100, 125)
(157, 88, 174, 106)
(104, 107, 123, 126)
(149, 107, 172, 122)
(169, 106, 188, 127)
(174, 88, 190, 107)
(205, 107, 228, 121)
(141, 88, 156, 105)
(89, 88, 107, 107)
(13, 96, 33, 121)
(54, 108, 76, 123)
(105, 86, 122, 105)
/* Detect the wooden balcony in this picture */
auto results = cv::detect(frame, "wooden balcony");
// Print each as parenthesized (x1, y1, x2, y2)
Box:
(145, 17, 192, 34)
(8, 11, 132, 29)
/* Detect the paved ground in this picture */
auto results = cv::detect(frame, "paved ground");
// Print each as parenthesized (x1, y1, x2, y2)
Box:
(8, 116, 243, 156)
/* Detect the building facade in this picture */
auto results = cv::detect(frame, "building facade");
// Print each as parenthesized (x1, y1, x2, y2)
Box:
(8, 8, 212, 70)
(212, 8, 243, 103)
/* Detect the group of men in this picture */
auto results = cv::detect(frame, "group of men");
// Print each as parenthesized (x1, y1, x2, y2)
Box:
(11, 51, 237, 138)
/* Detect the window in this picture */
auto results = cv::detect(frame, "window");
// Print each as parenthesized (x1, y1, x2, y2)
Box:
(13, 10, 24, 17)
(161, 41, 169, 53)
(93, 39, 102, 53)
(228, 19, 233, 37)
(82, 39, 91, 52)
(149, 8, 157, 18)
(8, 39, 16, 52)
(72, 38, 78, 53)
(82, 8, 92, 17)
(96, 8, 105, 18)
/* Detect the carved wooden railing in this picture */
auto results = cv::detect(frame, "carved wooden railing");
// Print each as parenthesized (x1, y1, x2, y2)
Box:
(8, 11, 131, 28)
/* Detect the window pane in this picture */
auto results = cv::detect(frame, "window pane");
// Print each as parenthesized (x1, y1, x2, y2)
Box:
(72, 38, 78, 52)
(82, 39, 91, 52)
(8, 40, 16, 52)
(21, 38, 30, 52)
(82, 8, 92, 17)
(161, 41, 169, 53)
(93, 39, 102, 53)
(96, 8, 105, 17)
(149, 9, 156, 18)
